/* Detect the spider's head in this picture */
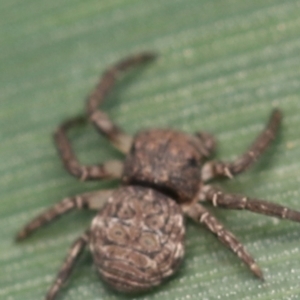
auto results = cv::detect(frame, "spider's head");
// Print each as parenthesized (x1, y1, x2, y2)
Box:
(122, 129, 207, 203)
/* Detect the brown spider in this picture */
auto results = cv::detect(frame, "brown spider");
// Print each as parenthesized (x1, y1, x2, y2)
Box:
(17, 53, 300, 300)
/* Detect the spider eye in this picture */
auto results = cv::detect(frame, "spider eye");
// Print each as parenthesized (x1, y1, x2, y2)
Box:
(187, 157, 198, 167)
(129, 144, 136, 155)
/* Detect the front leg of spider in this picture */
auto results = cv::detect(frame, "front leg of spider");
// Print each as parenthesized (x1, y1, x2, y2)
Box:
(201, 109, 282, 181)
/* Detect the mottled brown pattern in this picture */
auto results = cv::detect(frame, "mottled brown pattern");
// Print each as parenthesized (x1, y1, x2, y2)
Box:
(90, 186, 184, 292)
(16, 52, 300, 300)
(122, 129, 204, 203)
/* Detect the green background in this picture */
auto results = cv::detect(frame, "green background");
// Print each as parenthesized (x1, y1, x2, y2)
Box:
(1, 0, 300, 299)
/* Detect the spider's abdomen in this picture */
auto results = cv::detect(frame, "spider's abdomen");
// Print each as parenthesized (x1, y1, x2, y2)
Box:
(89, 186, 185, 293)
(122, 129, 203, 203)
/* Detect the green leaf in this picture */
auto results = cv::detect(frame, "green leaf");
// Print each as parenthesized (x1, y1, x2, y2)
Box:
(1, 0, 300, 299)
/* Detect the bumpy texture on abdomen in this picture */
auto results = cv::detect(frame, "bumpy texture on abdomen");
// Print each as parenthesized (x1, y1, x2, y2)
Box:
(89, 186, 185, 292)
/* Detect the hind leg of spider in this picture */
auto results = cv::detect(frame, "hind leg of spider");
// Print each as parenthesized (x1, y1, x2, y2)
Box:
(199, 185, 300, 222)
(202, 109, 282, 181)
(16, 190, 113, 241)
(54, 116, 123, 181)
(86, 52, 157, 153)
(45, 231, 90, 300)
(182, 203, 263, 279)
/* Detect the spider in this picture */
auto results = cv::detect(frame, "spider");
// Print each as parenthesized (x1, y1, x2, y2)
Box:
(17, 52, 300, 300)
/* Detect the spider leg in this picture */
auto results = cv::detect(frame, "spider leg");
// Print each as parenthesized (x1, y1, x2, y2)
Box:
(200, 185, 300, 222)
(45, 231, 89, 300)
(183, 203, 263, 279)
(202, 109, 282, 181)
(54, 116, 123, 180)
(194, 131, 216, 158)
(16, 190, 113, 241)
(86, 52, 157, 153)
(90, 110, 133, 153)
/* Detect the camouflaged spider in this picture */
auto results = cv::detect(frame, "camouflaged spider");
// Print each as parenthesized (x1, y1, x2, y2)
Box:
(17, 52, 300, 300)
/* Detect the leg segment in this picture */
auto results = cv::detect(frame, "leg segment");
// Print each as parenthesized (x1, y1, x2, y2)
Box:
(194, 131, 216, 158)
(45, 231, 89, 300)
(86, 52, 156, 115)
(90, 110, 132, 153)
(200, 185, 300, 222)
(16, 190, 113, 240)
(202, 109, 282, 181)
(183, 203, 263, 279)
(86, 52, 156, 153)
(54, 116, 123, 180)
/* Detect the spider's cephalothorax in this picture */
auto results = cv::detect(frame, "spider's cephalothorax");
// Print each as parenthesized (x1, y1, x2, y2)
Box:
(123, 129, 214, 203)
(17, 52, 300, 300)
